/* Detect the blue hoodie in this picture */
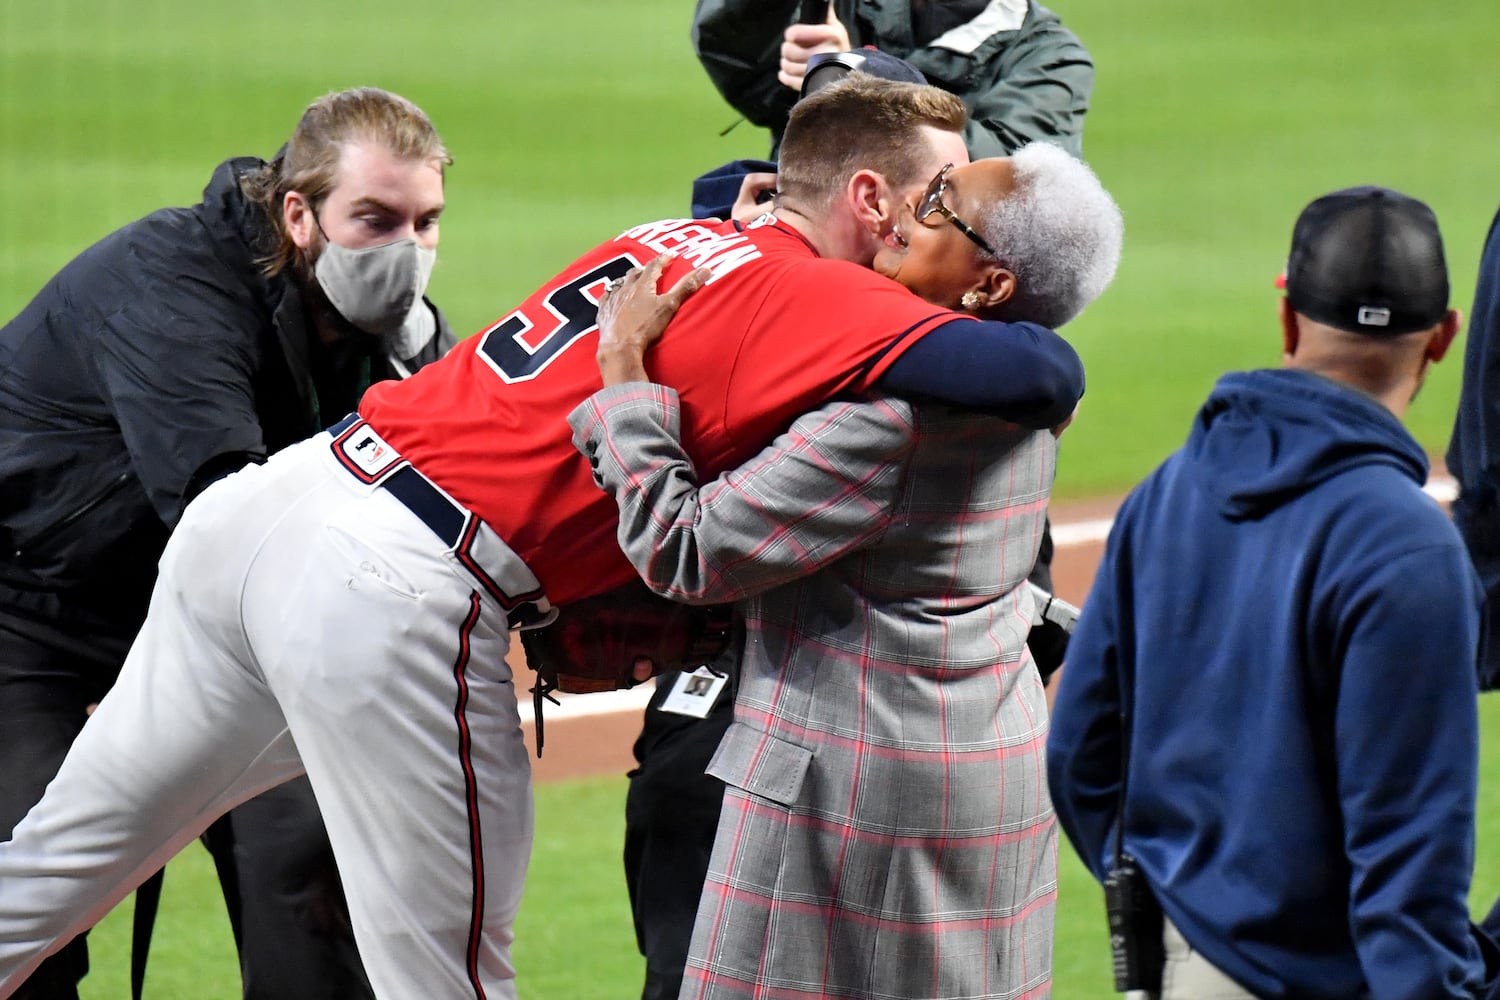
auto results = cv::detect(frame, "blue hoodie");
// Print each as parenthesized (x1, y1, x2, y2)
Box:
(1049, 368, 1485, 999)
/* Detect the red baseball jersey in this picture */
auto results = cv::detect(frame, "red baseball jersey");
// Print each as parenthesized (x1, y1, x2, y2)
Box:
(359, 215, 965, 604)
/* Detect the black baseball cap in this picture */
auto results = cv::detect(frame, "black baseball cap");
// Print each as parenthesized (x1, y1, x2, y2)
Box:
(803, 49, 927, 97)
(1283, 185, 1449, 336)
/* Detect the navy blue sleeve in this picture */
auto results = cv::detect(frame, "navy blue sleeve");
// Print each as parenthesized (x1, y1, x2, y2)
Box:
(1046, 504, 1129, 882)
(874, 318, 1084, 428)
(1333, 543, 1484, 998)
(1446, 203, 1500, 690)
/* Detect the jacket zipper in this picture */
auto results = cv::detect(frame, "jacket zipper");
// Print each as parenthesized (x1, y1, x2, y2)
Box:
(12, 470, 136, 558)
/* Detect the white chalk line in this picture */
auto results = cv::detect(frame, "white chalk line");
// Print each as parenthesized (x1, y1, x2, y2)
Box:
(1051, 473, 1457, 549)
(521, 473, 1460, 725)
(521, 684, 657, 723)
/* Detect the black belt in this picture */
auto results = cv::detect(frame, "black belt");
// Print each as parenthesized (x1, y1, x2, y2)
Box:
(325, 413, 550, 628)
(380, 464, 467, 548)
(328, 413, 467, 546)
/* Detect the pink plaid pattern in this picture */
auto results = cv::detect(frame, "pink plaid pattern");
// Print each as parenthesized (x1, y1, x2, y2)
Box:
(572, 389, 1058, 999)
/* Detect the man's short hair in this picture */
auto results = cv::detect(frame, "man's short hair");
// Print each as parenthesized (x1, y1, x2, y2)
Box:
(976, 143, 1123, 328)
(776, 73, 966, 211)
(1284, 186, 1449, 336)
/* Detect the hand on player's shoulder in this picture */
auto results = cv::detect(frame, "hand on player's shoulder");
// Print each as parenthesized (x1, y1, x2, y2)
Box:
(595, 254, 712, 386)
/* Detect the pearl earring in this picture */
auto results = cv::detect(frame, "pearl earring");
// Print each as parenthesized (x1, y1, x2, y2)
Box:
(961, 290, 982, 312)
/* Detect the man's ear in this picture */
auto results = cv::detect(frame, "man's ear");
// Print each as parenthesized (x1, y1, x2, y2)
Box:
(846, 168, 891, 236)
(1279, 298, 1300, 362)
(283, 191, 317, 251)
(1425, 307, 1462, 363)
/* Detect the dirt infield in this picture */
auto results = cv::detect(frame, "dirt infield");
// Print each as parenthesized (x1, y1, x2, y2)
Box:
(518, 474, 1457, 783)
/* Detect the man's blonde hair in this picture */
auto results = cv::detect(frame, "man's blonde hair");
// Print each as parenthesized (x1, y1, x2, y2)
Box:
(776, 73, 967, 212)
(241, 87, 452, 276)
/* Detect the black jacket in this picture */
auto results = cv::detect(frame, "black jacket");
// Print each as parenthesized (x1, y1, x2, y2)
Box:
(0, 156, 455, 667)
(691, 0, 1093, 158)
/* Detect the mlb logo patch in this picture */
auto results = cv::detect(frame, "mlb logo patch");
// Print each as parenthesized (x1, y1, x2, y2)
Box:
(335, 424, 404, 482)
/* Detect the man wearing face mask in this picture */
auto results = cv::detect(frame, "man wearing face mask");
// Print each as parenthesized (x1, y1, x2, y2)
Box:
(0, 86, 453, 1000)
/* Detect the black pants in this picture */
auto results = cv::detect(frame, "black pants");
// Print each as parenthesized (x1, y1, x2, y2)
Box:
(0, 628, 373, 1000)
(623, 674, 733, 1000)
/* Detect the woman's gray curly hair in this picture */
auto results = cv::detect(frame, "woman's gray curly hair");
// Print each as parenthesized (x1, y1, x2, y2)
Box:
(974, 142, 1123, 328)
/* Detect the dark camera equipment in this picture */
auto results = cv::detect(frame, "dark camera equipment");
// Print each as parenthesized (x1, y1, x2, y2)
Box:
(1104, 853, 1164, 992)
(799, 0, 831, 23)
(1026, 582, 1076, 681)
(1102, 662, 1166, 991)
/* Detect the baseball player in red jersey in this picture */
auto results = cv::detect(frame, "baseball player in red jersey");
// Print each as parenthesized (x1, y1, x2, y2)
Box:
(0, 75, 1084, 1000)
(361, 210, 1041, 606)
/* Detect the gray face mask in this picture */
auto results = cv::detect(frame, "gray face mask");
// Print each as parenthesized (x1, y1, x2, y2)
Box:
(314, 234, 437, 336)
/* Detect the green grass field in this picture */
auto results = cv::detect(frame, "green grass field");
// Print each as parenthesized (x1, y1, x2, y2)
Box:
(4, 0, 1500, 995)
(72, 695, 1500, 998)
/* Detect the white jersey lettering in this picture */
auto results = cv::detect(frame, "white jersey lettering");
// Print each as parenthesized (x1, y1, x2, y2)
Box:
(700, 243, 761, 281)
(617, 220, 763, 282)
(619, 218, 691, 245)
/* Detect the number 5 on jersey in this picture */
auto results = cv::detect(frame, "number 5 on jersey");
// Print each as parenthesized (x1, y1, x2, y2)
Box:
(476, 254, 641, 383)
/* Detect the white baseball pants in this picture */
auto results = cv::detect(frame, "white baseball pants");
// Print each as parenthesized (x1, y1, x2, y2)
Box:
(0, 422, 550, 1000)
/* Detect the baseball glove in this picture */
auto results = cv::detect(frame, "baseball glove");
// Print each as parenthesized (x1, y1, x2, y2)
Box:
(521, 579, 733, 699)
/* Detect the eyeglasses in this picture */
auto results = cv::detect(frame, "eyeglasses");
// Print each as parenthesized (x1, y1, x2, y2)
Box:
(915, 163, 998, 258)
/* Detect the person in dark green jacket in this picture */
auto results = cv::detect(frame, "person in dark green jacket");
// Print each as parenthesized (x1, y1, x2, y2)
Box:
(692, 0, 1093, 158)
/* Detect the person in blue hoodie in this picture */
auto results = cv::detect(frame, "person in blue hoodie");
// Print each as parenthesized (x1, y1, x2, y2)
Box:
(1047, 186, 1486, 999)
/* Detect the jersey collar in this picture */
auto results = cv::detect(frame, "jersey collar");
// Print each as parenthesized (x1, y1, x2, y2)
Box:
(748, 214, 822, 257)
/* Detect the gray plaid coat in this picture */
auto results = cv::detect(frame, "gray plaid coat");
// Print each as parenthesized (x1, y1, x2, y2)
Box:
(570, 386, 1058, 1000)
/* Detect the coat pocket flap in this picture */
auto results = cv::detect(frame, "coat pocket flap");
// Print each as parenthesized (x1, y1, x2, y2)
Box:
(706, 722, 812, 807)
